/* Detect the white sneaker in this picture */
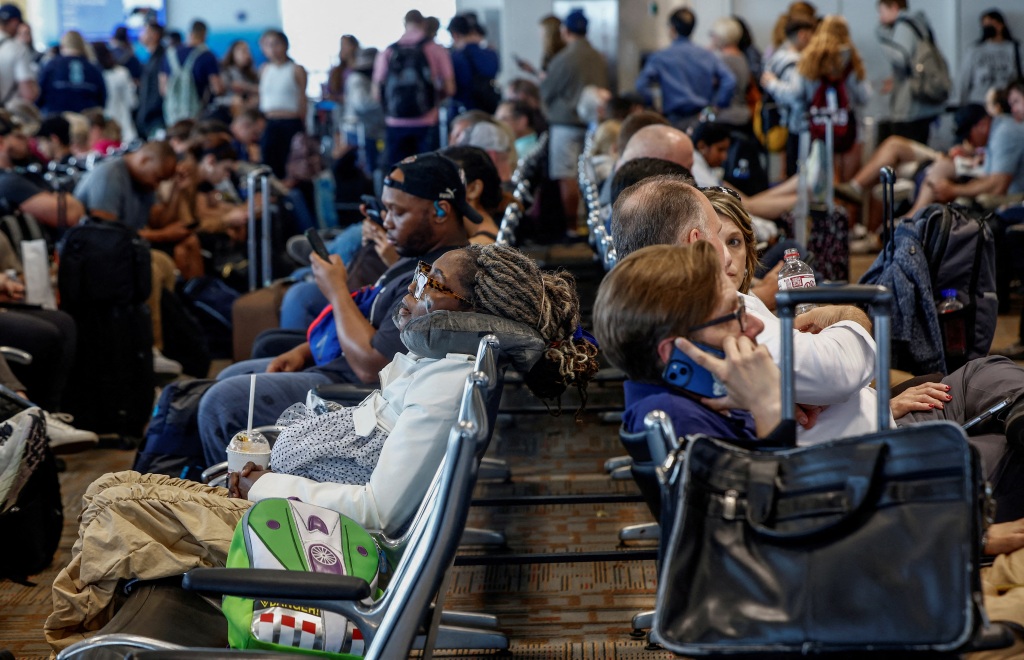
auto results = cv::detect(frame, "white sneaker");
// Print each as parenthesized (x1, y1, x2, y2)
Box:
(153, 348, 183, 375)
(44, 411, 98, 454)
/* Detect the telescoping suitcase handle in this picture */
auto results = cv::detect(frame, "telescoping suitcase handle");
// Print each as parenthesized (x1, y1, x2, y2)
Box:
(247, 166, 273, 291)
(776, 284, 893, 432)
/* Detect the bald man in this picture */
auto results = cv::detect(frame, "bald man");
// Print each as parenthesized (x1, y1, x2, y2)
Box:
(618, 124, 694, 171)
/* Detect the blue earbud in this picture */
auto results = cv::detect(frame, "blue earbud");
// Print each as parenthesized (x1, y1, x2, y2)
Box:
(434, 201, 446, 217)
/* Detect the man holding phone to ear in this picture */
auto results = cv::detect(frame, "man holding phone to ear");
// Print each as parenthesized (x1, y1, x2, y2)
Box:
(197, 153, 481, 465)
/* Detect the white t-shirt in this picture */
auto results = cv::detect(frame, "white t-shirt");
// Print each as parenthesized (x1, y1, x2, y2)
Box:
(743, 292, 896, 445)
(0, 34, 34, 105)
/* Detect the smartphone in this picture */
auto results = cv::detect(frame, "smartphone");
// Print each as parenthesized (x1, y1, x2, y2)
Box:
(304, 228, 331, 262)
(361, 194, 385, 226)
(662, 343, 727, 399)
(962, 396, 1013, 432)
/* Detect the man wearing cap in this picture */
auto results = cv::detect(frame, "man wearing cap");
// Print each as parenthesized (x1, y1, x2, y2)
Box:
(453, 116, 516, 184)
(539, 8, 608, 238)
(636, 8, 736, 133)
(197, 152, 477, 465)
(0, 4, 37, 106)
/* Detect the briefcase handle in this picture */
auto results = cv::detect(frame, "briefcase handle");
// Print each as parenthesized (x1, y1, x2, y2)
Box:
(746, 441, 888, 541)
(776, 284, 893, 432)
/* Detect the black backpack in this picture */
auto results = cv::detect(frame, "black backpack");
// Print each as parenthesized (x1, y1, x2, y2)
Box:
(466, 51, 501, 114)
(913, 204, 998, 371)
(57, 217, 151, 309)
(0, 406, 62, 584)
(133, 379, 218, 480)
(383, 38, 435, 119)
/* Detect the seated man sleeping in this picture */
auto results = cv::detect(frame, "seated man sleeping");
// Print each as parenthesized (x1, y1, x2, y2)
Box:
(44, 244, 600, 652)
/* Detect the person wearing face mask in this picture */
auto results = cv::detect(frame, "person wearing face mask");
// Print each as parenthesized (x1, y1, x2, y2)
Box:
(955, 9, 1022, 108)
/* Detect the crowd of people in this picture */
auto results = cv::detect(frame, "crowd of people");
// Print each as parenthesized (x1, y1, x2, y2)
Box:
(2, 0, 1024, 655)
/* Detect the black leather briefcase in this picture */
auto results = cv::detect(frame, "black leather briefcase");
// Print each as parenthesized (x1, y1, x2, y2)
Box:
(653, 286, 993, 656)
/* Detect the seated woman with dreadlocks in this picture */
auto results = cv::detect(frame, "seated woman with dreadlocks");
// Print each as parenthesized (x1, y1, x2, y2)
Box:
(45, 244, 600, 651)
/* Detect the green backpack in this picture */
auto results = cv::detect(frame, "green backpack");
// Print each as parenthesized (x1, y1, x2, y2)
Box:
(223, 498, 383, 657)
(163, 46, 205, 125)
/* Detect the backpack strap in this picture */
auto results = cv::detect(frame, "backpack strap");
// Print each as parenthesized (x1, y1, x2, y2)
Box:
(166, 46, 182, 75)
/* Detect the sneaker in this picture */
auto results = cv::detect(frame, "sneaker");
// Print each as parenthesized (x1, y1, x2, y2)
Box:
(44, 411, 98, 455)
(992, 342, 1024, 361)
(851, 223, 868, 240)
(849, 233, 883, 255)
(153, 348, 183, 375)
(834, 182, 864, 205)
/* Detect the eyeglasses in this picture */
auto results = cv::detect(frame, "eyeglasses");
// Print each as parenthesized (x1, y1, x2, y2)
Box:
(413, 261, 474, 305)
(698, 185, 742, 201)
(686, 296, 746, 334)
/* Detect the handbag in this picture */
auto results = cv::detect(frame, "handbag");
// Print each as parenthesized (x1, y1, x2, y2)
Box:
(652, 285, 993, 656)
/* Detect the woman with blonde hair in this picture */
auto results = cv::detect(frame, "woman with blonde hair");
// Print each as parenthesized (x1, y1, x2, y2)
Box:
(37, 30, 106, 114)
(762, 14, 869, 180)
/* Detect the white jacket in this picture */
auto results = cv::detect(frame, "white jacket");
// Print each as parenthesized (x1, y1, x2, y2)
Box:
(248, 350, 475, 535)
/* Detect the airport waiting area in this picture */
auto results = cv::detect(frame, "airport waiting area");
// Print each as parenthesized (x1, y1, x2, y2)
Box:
(6, 0, 1024, 657)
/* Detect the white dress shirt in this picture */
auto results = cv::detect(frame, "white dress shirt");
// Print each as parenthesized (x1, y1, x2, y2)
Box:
(743, 292, 896, 445)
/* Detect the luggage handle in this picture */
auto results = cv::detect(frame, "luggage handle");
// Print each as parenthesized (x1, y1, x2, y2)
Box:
(247, 166, 273, 292)
(776, 284, 893, 431)
(745, 441, 888, 540)
(880, 166, 896, 264)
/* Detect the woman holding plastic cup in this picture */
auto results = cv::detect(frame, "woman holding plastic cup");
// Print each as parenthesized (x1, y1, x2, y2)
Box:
(46, 245, 599, 650)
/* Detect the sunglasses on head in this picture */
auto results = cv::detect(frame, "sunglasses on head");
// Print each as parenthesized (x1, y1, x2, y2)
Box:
(698, 185, 742, 201)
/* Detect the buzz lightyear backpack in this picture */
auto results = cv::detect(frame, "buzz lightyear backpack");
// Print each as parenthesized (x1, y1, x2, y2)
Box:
(223, 498, 384, 657)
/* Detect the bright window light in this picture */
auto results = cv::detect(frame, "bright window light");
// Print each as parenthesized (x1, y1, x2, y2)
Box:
(280, 0, 457, 97)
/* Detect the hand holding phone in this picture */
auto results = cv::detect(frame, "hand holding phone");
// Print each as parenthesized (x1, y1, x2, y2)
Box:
(663, 342, 727, 399)
(304, 228, 331, 262)
(361, 194, 385, 226)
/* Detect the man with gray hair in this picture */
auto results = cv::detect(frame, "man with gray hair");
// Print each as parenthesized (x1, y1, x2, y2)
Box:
(611, 174, 720, 262)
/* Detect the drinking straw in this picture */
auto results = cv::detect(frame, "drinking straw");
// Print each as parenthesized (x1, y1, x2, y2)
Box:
(246, 374, 256, 437)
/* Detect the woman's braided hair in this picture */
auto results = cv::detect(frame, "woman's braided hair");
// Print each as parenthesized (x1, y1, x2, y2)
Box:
(463, 244, 600, 403)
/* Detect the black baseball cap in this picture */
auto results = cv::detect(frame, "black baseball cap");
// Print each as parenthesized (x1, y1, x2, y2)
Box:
(384, 153, 483, 224)
(0, 4, 21, 22)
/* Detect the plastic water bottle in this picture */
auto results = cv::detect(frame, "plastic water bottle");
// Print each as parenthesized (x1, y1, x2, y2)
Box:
(936, 289, 967, 358)
(778, 248, 816, 315)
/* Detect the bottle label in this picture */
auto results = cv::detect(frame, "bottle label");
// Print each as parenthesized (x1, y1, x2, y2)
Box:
(780, 274, 815, 290)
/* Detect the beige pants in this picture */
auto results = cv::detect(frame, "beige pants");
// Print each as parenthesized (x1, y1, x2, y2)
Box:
(968, 553, 1024, 659)
(44, 471, 251, 652)
(148, 249, 177, 351)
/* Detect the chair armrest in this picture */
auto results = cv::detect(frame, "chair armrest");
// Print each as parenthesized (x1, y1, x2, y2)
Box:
(312, 383, 375, 404)
(128, 652, 295, 660)
(0, 346, 32, 365)
(183, 568, 371, 602)
(200, 462, 228, 484)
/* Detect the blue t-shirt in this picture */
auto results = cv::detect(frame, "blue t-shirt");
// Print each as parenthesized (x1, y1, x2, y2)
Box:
(985, 114, 1024, 194)
(622, 380, 757, 441)
(161, 45, 220, 101)
(37, 56, 107, 114)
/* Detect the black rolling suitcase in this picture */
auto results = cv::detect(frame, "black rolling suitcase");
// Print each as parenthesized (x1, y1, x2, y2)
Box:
(652, 285, 1009, 657)
(58, 218, 155, 441)
(793, 107, 849, 282)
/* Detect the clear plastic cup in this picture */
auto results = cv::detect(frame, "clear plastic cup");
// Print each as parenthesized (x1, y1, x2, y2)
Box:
(226, 429, 271, 475)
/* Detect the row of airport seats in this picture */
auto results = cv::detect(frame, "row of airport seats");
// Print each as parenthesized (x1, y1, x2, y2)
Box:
(57, 336, 511, 659)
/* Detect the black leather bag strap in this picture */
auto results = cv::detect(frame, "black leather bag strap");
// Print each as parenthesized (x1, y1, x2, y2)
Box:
(745, 441, 888, 541)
